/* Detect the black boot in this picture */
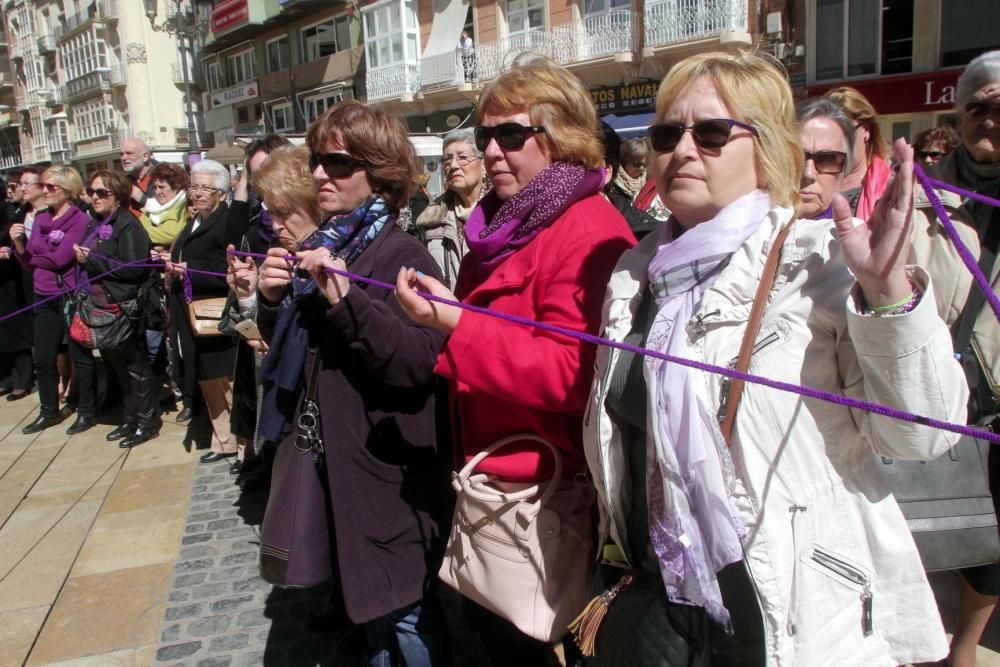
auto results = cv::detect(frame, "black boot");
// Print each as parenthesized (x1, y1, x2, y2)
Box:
(120, 425, 160, 449)
(106, 423, 136, 442)
(23, 413, 63, 435)
(66, 415, 99, 435)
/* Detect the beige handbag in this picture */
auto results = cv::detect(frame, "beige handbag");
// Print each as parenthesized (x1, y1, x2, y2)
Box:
(187, 297, 228, 337)
(438, 433, 595, 643)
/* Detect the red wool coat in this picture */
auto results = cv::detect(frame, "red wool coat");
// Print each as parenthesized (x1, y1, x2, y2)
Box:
(435, 194, 635, 482)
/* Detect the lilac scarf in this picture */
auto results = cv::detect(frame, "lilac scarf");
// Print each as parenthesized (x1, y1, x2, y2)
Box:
(464, 161, 604, 277)
(643, 189, 771, 629)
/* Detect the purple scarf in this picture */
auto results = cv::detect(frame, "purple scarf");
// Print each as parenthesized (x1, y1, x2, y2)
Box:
(464, 161, 604, 277)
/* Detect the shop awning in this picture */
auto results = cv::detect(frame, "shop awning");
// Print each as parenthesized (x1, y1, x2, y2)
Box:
(602, 112, 655, 140)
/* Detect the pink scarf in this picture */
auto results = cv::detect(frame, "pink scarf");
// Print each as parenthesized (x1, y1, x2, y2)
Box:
(855, 156, 891, 220)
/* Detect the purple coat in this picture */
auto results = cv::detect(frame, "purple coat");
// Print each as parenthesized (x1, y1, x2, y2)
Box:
(16, 205, 89, 296)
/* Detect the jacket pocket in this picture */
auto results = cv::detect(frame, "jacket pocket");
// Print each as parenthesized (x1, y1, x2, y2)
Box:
(802, 544, 874, 638)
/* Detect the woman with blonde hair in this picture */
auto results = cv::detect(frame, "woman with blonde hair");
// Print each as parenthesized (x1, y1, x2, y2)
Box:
(12, 166, 91, 434)
(824, 86, 891, 219)
(396, 54, 634, 662)
(582, 51, 966, 665)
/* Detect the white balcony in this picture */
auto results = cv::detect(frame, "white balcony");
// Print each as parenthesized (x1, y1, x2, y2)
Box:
(644, 0, 748, 49)
(366, 63, 420, 102)
(420, 50, 467, 89)
(0, 146, 22, 170)
(551, 10, 637, 63)
(37, 34, 56, 54)
(108, 64, 127, 87)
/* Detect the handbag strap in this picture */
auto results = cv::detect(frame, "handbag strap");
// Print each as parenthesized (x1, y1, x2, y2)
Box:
(720, 222, 794, 445)
(457, 433, 563, 506)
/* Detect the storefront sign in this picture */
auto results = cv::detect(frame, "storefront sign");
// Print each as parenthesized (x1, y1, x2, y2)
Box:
(806, 70, 961, 115)
(211, 0, 249, 34)
(211, 80, 259, 109)
(591, 81, 659, 113)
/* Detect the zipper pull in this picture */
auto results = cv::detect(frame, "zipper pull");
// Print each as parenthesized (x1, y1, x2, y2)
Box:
(861, 588, 873, 637)
(717, 376, 731, 423)
(690, 309, 721, 336)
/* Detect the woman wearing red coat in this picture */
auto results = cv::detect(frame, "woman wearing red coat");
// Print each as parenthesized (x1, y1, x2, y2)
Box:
(397, 54, 635, 663)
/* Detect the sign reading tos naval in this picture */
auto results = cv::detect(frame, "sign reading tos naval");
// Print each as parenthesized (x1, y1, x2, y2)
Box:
(590, 81, 659, 113)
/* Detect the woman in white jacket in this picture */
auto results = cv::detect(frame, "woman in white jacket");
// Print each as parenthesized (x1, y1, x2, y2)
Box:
(582, 51, 968, 666)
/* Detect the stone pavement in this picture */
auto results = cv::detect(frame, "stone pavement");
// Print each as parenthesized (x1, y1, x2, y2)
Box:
(1, 390, 999, 667)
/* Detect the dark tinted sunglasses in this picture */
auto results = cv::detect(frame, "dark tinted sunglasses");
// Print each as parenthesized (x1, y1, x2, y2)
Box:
(86, 187, 113, 199)
(309, 151, 369, 178)
(916, 150, 946, 161)
(965, 101, 1000, 119)
(804, 150, 847, 175)
(648, 119, 758, 152)
(474, 123, 547, 151)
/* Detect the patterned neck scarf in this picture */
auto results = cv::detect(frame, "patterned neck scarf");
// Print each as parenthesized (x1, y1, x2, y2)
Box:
(301, 195, 390, 263)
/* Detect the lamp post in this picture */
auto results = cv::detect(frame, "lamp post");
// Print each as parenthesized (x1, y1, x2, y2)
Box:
(144, 0, 213, 166)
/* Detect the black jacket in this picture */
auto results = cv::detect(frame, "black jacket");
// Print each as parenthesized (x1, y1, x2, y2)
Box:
(82, 207, 152, 303)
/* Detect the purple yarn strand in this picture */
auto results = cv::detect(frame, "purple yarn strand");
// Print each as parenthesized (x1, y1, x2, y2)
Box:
(913, 165, 1000, 324)
(226, 248, 1000, 445)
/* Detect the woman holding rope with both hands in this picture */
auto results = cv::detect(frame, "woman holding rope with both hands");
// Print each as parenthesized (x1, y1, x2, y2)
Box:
(571, 51, 964, 666)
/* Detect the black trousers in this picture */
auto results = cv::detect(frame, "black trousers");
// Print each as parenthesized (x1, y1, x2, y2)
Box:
(0, 350, 33, 392)
(35, 298, 93, 417)
(104, 334, 161, 429)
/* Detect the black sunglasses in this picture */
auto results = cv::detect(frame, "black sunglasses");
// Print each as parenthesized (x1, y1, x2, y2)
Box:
(965, 101, 1000, 119)
(86, 187, 113, 199)
(309, 151, 369, 178)
(916, 150, 946, 161)
(648, 119, 758, 152)
(474, 123, 547, 152)
(803, 150, 847, 175)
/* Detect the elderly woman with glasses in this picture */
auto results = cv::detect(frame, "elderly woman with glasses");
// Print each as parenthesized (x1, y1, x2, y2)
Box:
(796, 97, 856, 220)
(578, 51, 966, 666)
(908, 50, 1000, 667)
(67, 171, 157, 446)
(396, 54, 635, 662)
(256, 101, 453, 666)
(12, 166, 91, 434)
(413, 127, 488, 288)
(166, 159, 244, 465)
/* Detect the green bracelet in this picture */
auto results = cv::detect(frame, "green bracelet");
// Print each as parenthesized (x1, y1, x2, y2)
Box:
(869, 293, 915, 313)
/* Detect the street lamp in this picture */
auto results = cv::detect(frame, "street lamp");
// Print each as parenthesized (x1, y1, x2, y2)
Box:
(144, 0, 214, 166)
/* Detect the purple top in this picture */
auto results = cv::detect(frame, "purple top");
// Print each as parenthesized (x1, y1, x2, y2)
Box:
(16, 205, 89, 296)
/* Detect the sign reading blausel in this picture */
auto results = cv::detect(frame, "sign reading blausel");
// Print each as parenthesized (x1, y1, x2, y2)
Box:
(211, 80, 259, 109)
(590, 81, 659, 113)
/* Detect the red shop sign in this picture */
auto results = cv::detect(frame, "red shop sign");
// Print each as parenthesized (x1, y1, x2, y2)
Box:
(806, 70, 962, 115)
(211, 0, 249, 34)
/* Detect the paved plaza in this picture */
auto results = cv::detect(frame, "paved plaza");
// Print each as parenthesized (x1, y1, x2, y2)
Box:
(0, 393, 998, 666)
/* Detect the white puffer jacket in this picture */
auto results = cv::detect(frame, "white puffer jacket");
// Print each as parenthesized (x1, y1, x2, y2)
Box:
(583, 206, 968, 666)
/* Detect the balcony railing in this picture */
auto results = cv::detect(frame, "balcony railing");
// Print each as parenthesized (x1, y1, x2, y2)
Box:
(59, 0, 118, 40)
(0, 146, 22, 170)
(37, 33, 56, 53)
(9, 42, 22, 61)
(366, 63, 420, 102)
(0, 70, 13, 88)
(74, 125, 120, 157)
(419, 50, 468, 89)
(551, 10, 637, 63)
(644, 0, 748, 48)
(63, 70, 114, 101)
(172, 64, 206, 86)
(42, 86, 63, 106)
(108, 64, 127, 86)
(49, 149, 71, 164)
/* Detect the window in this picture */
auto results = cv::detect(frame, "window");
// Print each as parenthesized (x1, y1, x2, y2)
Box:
(59, 27, 110, 82)
(584, 0, 629, 15)
(226, 49, 255, 85)
(266, 36, 289, 74)
(46, 118, 69, 152)
(813, 0, 913, 81)
(206, 62, 221, 90)
(507, 0, 545, 38)
(301, 89, 352, 125)
(301, 16, 350, 62)
(72, 99, 112, 141)
(362, 0, 418, 70)
(271, 103, 293, 132)
(940, 0, 1000, 68)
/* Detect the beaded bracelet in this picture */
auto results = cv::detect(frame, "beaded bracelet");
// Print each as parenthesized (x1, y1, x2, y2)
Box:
(862, 281, 922, 317)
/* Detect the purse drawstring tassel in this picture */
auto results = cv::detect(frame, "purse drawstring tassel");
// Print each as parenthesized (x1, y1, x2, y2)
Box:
(568, 572, 636, 656)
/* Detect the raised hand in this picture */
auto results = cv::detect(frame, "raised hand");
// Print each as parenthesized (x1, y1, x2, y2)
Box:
(832, 137, 914, 308)
(226, 244, 258, 300)
(258, 246, 296, 305)
(298, 247, 349, 307)
(394, 266, 462, 335)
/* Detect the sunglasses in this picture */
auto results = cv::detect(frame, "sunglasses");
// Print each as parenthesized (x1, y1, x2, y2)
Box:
(965, 101, 1000, 119)
(916, 150, 946, 161)
(309, 151, 369, 178)
(803, 150, 848, 175)
(85, 187, 113, 199)
(648, 119, 758, 152)
(474, 123, 547, 152)
(41, 183, 66, 193)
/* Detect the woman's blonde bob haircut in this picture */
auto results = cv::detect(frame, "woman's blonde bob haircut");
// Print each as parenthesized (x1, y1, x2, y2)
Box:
(42, 165, 83, 199)
(654, 50, 803, 211)
(252, 145, 322, 227)
(823, 86, 888, 163)
(476, 53, 603, 169)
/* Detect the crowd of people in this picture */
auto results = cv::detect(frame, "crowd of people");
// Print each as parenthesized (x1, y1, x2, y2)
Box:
(0, 47, 998, 667)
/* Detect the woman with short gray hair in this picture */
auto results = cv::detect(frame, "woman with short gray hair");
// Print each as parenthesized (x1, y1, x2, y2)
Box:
(414, 127, 488, 287)
(165, 158, 246, 466)
(796, 97, 856, 219)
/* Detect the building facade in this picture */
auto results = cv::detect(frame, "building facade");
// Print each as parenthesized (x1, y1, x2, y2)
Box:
(1, 0, 204, 175)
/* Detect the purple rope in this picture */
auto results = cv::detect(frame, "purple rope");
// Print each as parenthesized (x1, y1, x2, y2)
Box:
(227, 248, 1000, 445)
(921, 172, 1000, 210)
(913, 164, 1000, 324)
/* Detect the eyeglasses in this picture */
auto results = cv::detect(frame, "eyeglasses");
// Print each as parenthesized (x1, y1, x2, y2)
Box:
(648, 119, 758, 153)
(86, 187, 113, 199)
(443, 153, 478, 167)
(18, 181, 39, 188)
(474, 123, 547, 152)
(916, 150, 947, 161)
(309, 152, 369, 178)
(189, 185, 223, 195)
(627, 160, 645, 169)
(965, 101, 1000, 119)
(41, 183, 66, 193)
(803, 150, 848, 175)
